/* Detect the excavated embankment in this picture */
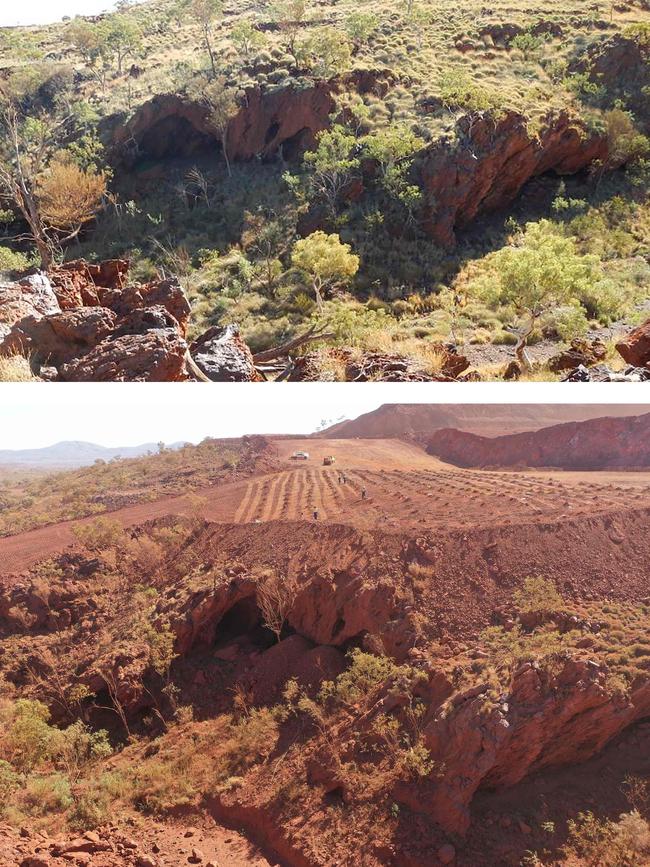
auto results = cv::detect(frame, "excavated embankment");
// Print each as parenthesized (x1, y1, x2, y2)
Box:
(168, 508, 650, 657)
(427, 412, 650, 469)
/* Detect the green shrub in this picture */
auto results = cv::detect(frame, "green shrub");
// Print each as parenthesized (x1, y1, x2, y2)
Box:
(22, 774, 73, 816)
(513, 577, 563, 613)
(0, 246, 31, 274)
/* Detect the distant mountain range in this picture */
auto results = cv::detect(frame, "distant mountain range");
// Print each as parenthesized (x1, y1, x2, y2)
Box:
(0, 440, 187, 469)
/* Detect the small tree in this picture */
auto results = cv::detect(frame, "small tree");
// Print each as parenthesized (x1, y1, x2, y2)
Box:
(474, 221, 604, 367)
(200, 77, 240, 176)
(291, 231, 360, 311)
(36, 153, 106, 243)
(230, 19, 266, 57)
(362, 124, 424, 223)
(513, 577, 563, 613)
(102, 16, 142, 75)
(0, 105, 106, 269)
(187, 0, 224, 76)
(602, 108, 649, 172)
(240, 210, 291, 296)
(301, 28, 351, 78)
(71, 517, 123, 553)
(300, 125, 360, 220)
(68, 15, 142, 78)
(272, 0, 308, 68)
(345, 11, 379, 47)
(257, 571, 299, 643)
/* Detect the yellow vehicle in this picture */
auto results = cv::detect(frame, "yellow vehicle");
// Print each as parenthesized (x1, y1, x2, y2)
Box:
(323, 455, 335, 466)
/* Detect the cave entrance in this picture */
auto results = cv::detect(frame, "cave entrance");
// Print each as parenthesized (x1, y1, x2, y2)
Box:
(215, 597, 277, 651)
(137, 115, 219, 162)
(276, 127, 312, 161)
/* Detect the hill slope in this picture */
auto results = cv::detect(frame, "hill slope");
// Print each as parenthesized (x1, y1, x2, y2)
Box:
(427, 411, 650, 469)
(320, 403, 648, 440)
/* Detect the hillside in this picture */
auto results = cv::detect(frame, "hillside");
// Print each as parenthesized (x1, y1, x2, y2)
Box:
(1, 424, 650, 865)
(320, 402, 648, 439)
(0, 0, 649, 380)
(0, 434, 276, 536)
(427, 411, 650, 469)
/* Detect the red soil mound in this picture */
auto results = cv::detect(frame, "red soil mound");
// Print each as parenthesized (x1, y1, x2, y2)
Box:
(427, 412, 650, 469)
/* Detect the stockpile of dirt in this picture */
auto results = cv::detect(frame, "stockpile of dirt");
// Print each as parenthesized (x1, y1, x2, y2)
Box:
(427, 412, 650, 469)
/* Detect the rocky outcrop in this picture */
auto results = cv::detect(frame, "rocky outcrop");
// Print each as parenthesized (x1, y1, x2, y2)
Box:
(112, 82, 335, 167)
(111, 70, 395, 169)
(402, 655, 650, 834)
(190, 324, 261, 382)
(570, 33, 650, 130)
(562, 362, 650, 382)
(547, 336, 608, 372)
(418, 110, 608, 245)
(427, 411, 650, 469)
(49, 258, 129, 308)
(288, 344, 470, 382)
(59, 327, 190, 382)
(0, 261, 194, 381)
(0, 273, 61, 339)
(616, 317, 650, 367)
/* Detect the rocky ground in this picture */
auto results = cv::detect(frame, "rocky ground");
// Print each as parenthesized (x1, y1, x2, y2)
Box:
(2, 259, 650, 382)
(0, 817, 272, 866)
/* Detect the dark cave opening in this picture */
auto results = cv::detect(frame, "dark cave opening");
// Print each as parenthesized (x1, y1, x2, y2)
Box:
(136, 115, 220, 162)
(265, 121, 281, 145)
(214, 597, 278, 650)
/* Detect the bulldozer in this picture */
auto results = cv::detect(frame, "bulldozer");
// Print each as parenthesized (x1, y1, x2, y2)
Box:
(323, 455, 335, 466)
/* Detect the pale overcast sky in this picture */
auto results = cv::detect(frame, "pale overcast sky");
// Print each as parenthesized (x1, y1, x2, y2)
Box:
(0, 0, 146, 27)
(0, 382, 645, 451)
(0, 384, 386, 449)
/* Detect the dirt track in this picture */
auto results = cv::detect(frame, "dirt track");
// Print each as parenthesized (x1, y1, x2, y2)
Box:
(3, 437, 650, 574)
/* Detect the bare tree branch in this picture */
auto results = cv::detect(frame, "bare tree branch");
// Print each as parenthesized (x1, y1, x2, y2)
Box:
(253, 324, 335, 364)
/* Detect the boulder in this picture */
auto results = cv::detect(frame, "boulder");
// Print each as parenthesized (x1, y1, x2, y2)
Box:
(190, 324, 259, 382)
(59, 329, 189, 382)
(547, 337, 608, 372)
(103, 278, 191, 335)
(1, 307, 117, 364)
(0, 273, 61, 338)
(562, 363, 650, 382)
(0, 259, 197, 381)
(616, 318, 650, 367)
(418, 110, 608, 246)
(49, 259, 129, 308)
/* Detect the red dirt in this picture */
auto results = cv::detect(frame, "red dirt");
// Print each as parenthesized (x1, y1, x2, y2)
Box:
(3, 427, 650, 867)
(0, 816, 273, 867)
(427, 411, 650, 469)
(4, 436, 650, 575)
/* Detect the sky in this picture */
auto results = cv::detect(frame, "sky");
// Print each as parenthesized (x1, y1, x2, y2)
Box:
(0, 0, 146, 27)
(1, 382, 648, 451)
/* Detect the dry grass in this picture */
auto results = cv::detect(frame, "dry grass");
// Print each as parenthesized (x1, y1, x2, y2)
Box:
(0, 353, 38, 382)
